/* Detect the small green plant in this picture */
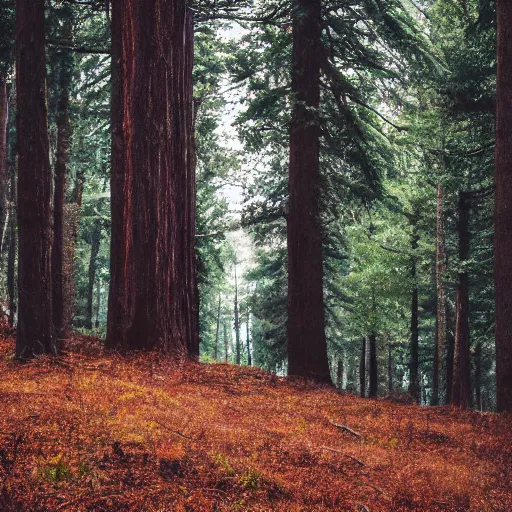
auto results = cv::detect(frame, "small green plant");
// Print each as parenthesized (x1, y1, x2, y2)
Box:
(37, 453, 73, 483)
(240, 469, 261, 490)
(214, 453, 236, 476)
(77, 461, 93, 478)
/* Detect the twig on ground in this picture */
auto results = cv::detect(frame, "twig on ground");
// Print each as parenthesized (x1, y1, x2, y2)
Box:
(153, 420, 195, 440)
(321, 446, 365, 466)
(330, 422, 362, 439)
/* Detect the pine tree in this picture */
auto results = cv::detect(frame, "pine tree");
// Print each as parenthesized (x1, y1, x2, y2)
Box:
(287, 0, 331, 384)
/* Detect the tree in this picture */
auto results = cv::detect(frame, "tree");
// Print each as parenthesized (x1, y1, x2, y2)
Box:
(106, 0, 198, 354)
(15, 0, 56, 359)
(0, 78, 8, 253)
(495, 0, 512, 412)
(51, 4, 74, 340)
(452, 191, 471, 408)
(286, 0, 331, 384)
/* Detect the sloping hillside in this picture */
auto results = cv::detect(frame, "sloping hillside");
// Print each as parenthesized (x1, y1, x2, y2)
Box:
(0, 332, 511, 511)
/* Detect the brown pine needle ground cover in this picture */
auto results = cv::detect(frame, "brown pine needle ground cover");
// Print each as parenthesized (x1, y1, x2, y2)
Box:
(0, 331, 511, 512)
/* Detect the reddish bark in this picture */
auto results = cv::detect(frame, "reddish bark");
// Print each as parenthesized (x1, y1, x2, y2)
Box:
(286, 0, 331, 384)
(15, 0, 56, 358)
(452, 191, 471, 408)
(106, 1, 198, 354)
(495, 0, 512, 412)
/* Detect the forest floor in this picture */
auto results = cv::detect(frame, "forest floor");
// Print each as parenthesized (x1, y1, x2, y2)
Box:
(0, 330, 511, 511)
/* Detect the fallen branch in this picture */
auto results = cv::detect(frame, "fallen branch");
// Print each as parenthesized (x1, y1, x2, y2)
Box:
(321, 446, 365, 466)
(330, 422, 362, 439)
(154, 420, 195, 441)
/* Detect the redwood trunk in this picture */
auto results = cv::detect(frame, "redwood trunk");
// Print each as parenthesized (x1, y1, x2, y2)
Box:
(106, 1, 198, 354)
(452, 191, 471, 408)
(287, 0, 331, 384)
(495, 0, 512, 412)
(52, 41, 73, 340)
(0, 78, 8, 254)
(15, 0, 55, 358)
(432, 184, 447, 406)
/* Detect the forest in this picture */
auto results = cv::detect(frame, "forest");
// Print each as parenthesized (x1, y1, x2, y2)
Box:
(0, 0, 512, 510)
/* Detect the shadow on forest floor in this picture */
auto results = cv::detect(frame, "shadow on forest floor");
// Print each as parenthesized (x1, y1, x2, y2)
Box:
(0, 329, 511, 511)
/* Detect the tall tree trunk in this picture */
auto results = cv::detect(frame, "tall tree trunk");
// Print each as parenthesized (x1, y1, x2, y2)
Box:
(246, 309, 252, 366)
(360, 337, 366, 398)
(495, 0, 512, 412)
(474, 341, 482, 411)
(52, 24, 73, 340)
(214, 293, 221, 361)
(368, 333, 378, 398)
(445, 311, 455, 405)
(408, 218, 420, 402)
(15, 0, 55, 359)
(7, 170, 16, 327)
(287, 0, 331, 384)
(85, 220, 101, 330)
(452, 191, 471, 408)
(0, 78, 8, 254)
(64, 170, 85, 330)
(432, 184, 447, 406)
(234, 261, 241, 364)
(106, 1, 198, 355)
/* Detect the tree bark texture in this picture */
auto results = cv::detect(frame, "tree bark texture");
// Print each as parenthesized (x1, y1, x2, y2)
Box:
(432, 184, 447, 406)
(452, 191, 471, 408)
(495, 0, 512, 412)
(0, 78, 8, 255)
(7, 169, 16, 327)
(106, 0, 198, 355)
(287, 0, 331, 384)
(52, 38, 73, 340)
(15, 0, 56, 358)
